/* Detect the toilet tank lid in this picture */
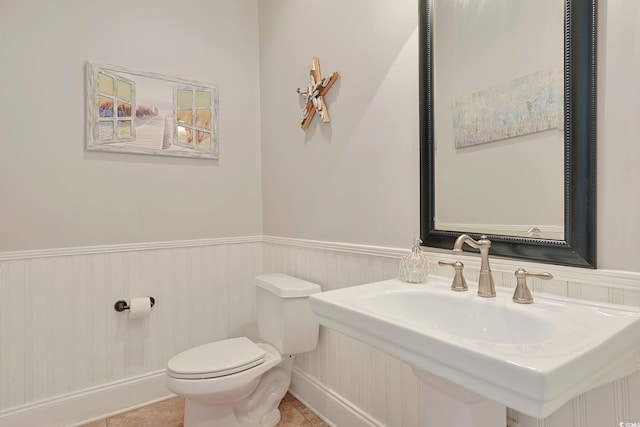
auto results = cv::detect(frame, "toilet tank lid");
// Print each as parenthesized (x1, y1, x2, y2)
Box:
(254, 273, 321, 298)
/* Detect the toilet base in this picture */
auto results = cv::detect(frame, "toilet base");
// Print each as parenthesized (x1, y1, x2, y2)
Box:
(183, 355, 294, 427)
(184, 399, 280, 427)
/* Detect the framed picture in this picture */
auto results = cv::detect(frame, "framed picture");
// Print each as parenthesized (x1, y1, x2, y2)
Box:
(85, 62, 219, 159)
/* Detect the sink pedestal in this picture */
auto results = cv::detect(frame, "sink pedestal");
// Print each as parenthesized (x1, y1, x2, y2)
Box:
(413, 367, 505, 427)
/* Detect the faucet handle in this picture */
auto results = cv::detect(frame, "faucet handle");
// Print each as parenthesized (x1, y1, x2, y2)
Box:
(512, 268, 553, 304)
(438, 260, 468, 291)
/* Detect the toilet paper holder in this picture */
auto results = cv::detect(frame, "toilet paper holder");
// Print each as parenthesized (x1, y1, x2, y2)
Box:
(114, 297, 156, 312)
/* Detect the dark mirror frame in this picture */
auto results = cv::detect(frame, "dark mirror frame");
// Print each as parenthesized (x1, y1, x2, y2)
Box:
(419, 0, 597, 268)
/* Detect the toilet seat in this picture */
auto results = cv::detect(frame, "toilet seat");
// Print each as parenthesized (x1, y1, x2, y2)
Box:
(167, 337, 266, 380)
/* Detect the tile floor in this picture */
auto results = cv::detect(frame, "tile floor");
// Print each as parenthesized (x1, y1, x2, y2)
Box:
(80, 392, 328, 427)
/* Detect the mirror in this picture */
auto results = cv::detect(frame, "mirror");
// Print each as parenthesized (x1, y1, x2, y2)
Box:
(419, 0, 596, 268)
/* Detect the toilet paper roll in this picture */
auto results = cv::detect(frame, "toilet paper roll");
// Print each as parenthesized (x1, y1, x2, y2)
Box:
(128, 297, 152, 320)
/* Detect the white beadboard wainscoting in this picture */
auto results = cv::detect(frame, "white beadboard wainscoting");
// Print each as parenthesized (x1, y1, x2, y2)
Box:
(0, 237, 263, 427)
(2, 235, 640, 426)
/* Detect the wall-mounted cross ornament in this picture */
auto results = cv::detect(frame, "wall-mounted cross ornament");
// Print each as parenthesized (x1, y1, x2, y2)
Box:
(296, 56, 339, 131)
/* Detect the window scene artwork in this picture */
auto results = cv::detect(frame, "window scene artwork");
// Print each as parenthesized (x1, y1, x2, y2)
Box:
(86, 62, 219, 159)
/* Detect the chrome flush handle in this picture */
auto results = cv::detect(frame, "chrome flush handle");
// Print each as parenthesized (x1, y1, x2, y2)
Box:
(512, 268, 553, 304)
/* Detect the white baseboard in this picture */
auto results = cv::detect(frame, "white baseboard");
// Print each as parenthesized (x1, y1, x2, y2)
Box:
(0, 366, 380, 427)
(289, 367, 383, 427)
(0, 370, 174, 427)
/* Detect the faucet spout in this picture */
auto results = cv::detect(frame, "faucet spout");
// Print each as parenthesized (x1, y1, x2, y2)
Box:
(452, 234, 496, 297)
(453, 234, 483, 252)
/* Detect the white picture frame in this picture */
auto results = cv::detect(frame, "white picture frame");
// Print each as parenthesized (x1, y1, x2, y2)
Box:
(85, 62, 219, 159)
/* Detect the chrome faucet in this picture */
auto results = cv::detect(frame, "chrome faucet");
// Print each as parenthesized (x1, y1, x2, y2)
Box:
(512, 268, 554, 304)
(452, 234, 496, 297)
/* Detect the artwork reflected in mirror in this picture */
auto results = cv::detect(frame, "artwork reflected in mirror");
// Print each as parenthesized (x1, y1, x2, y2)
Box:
(86, 62, 219, 159)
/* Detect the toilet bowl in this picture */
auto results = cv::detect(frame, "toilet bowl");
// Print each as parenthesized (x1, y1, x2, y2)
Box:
(165, 273, 321, 427)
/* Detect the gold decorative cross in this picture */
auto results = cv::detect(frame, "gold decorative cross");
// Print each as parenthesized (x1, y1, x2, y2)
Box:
(296, 56, 339, 131)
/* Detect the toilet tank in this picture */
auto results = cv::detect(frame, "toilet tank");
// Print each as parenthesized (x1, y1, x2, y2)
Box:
(254, 273, 322, 355)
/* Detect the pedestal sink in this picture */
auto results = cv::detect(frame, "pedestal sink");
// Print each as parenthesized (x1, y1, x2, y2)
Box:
(309, 276, 640, 425)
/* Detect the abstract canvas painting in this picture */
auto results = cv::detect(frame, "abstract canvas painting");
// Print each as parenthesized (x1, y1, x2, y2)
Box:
(452, 67, 563, 148)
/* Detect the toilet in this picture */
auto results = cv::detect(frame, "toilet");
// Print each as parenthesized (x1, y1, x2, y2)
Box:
(165, 273, 322, 427)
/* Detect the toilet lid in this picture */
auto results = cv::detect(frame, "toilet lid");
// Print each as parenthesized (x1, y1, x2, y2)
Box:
(167, 337, 266, 379)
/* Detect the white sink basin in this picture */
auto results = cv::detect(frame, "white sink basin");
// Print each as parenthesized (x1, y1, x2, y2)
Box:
(310, 276, 640, 419)
(359, 288, 555, 345)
